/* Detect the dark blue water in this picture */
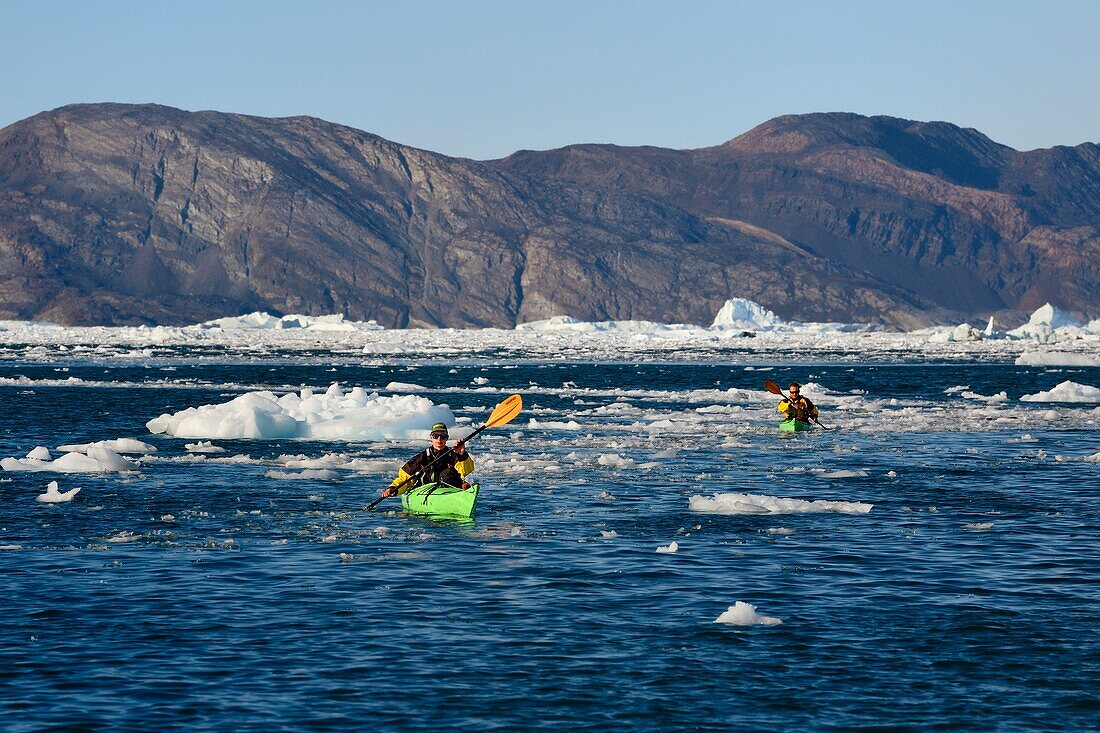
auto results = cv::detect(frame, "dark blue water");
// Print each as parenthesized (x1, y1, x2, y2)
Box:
(2, 361, 1099, 731)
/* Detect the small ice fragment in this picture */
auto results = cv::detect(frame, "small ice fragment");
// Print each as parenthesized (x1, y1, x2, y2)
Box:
(36, 480, 80, 503)
(767, 527, 795, 535)
(600, 530, 619, 538)
(964, 522, 993, 531)
(185, 441, 225, 453)
(714, 601, 783, 626)
(656, 541, 679, 554)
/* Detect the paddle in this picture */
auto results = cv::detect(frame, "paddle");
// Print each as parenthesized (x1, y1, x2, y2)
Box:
(764, 379, 831, 430)
(366, 393, 523, 511)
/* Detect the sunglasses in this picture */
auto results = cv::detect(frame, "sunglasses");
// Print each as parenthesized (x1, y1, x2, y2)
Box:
(430, 432, 449, 439)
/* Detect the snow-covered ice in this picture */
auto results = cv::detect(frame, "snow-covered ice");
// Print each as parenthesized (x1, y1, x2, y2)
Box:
(1020, 381, 1100, 403)
(146, 383, 454, 440)
(656, 541, 679, 554)
(36, 480, 80, 503)
(3, 444, 140, 473)
(689, 492, 873, 515)
(714, 601, 783, 626)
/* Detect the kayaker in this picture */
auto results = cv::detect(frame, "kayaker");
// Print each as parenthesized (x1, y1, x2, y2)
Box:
(379, 421, 474, 499)
(777, 382, 819, 424)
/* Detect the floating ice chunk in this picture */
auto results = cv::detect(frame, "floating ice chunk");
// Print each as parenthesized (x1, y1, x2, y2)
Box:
(3, 445, 139, 473)
(528, 418, 582, 430)
(600, 530, 619, 538)
(472, 377, 489, 385)
(1022, 303, 1083, 330)
(200, 312, 380, 331)
(960, 391, 1008, 403)
(767, 527, 795, 535)
(1020, 381, 1100, 403)
(36, 480, 80, 503)
(714, 601, 783, 626)
(1015, 351, 1100, 367)
(710, 299, 780, 330)
(964, 522, 993, 531)
(656, 541, 679, 554)
(386, 382, 426, 392)
(265, 469, 341, 480)
(598, 453, 636, 469)
(1085, 452, 1100, 463)
(816, 469, 869, 479)
(146, 384, 453, 440)
(106, 531, 142, 543)
(26, 446, 51, 461)
(690, 492, 872, 515)
(57, 438, 157, 454)
(185, 441, 225, 453)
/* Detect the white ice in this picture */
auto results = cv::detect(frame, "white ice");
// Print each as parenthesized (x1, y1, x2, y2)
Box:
(185, 441, 225, 453)
(56, 438, 156, 454)
(689, 492, 873, 515)
(1020, 380, 1100, 403)
(1015, 351, 1100, 367)
(2, 302, 1098, 366)
(3, 444, 140, 473)
(714, 601, 783, 626)
(656, 541, 679, 553)
(36, 480, 80, 503)
(146, 383, 454, 440)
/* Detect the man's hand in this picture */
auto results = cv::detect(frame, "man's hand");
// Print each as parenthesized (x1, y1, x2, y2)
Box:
(381, 486, 397, 498)
(453, 440, 466, 456)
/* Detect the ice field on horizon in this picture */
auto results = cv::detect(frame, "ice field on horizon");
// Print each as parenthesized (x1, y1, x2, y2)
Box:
(0, 299, 1098, 365)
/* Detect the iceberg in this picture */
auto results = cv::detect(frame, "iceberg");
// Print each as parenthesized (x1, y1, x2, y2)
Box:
(146, 383, 454, 440)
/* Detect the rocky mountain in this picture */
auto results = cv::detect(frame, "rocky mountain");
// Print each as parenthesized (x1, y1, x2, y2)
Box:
(1, 104, 1096, 328)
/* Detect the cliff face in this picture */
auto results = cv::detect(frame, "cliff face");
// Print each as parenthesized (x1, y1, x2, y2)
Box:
(1, 104, 1095, 327)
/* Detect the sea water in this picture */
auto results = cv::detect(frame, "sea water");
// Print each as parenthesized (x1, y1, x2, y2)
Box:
(2, 358, 1098, 730)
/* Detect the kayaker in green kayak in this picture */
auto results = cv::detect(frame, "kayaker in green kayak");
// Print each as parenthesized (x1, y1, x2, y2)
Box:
(777, 382, 819, 426)
(379, 421, 474, 500)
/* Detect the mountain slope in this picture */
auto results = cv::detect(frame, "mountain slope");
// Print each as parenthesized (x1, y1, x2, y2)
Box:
(1, 104, 1095, 327)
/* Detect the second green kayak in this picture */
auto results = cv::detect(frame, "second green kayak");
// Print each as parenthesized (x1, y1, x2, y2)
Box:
(779, 419, 813, 433)
(400, 482, 480, 518)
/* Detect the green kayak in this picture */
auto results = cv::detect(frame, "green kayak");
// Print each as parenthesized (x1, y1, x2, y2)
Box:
(779, 419, 813, 433)
(400, 482, 480, 518)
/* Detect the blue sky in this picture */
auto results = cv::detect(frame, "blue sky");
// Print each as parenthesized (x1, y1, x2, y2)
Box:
(1, 0, 1097, 159)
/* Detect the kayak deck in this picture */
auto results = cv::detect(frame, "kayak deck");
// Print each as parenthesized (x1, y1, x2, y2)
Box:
(779, 419, 813, 432)
(400, 482, 479, 518)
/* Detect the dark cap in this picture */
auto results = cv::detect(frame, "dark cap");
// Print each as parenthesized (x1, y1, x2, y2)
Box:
(430, 421, 448, 433)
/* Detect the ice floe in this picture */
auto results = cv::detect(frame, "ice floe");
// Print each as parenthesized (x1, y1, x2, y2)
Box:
(714, 601, 783, 626)
(1015, 351, 1100, 367)
(689, 492, 873, 515)
(36, 480, 80, 503)
(185, 441, 225, 453)
(1, 301, 1097, 364)
(3, 444, 140, 473)
(656, 541, 679, 554)
(56, 438, 156, 454)
(146, 383, 454, 440)
(1020, 381, 1100, 403)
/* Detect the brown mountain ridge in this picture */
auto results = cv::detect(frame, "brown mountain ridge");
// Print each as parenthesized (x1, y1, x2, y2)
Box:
(0, 103, 1096, 328)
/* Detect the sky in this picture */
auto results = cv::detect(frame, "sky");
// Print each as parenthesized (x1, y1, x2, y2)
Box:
(1, 0, 1097, 159)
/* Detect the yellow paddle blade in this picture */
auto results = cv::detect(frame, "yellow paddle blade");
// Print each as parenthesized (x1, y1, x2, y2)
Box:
(485, 394, 523, 427)
(763, 379, 783, 396)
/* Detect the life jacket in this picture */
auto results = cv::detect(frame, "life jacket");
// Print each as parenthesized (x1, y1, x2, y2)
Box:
(779, 396, 818, 422)
(403, 446, 469, 488)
